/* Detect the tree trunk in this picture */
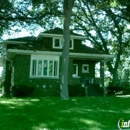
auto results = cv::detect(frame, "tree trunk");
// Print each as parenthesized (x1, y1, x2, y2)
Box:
(60, 0, 74, 100)
(106, 54, 120, 86)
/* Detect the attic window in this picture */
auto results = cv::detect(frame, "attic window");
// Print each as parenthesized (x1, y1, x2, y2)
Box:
(82, 64, 89, 73)
(53, 38, 74, 49)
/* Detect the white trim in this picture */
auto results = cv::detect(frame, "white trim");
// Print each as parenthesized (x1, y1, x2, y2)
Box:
(37, 33, 86, 40)
(82, 64, 89, 73)
(69, 39, 74, 50)
(7, 49, 114, 61)
(3, 41, 27, 44)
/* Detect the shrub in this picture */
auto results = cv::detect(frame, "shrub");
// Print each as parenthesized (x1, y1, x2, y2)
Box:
(12, 85, 35, 97)
(106, 86, 123, 96)
(106, 86, 130, 95)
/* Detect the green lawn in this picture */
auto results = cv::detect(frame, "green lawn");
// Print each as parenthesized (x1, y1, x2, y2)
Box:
(0, 96, 130, 130)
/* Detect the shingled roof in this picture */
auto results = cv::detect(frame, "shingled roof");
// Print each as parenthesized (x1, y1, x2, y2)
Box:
(43, 27, 83, 36)
(5, 36, 36, 42)
(5, 36, 46, 51)
(4, 28, 108, 55)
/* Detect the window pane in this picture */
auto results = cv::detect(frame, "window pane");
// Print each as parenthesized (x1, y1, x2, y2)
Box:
(54, 39, 60, 47)
(49, 60, 53, 76)
(32, 60, 37, 76)
(38, 60, 42, 76)
(54, 61, 58, 76)
(43, 60, 48, 76)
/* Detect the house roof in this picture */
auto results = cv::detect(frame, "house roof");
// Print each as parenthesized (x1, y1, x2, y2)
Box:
(37, 27, 86, 40)
(4, 37, 106, 54)
(5, 36, 36, 43)
(3, 28, 114, 62)
(4, 36, 46, 51)
(72, 44, 106, 54)
(43, 27, 83, 36)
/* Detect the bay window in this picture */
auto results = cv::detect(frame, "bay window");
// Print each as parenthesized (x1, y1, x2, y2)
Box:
(30, 55, 59, 78)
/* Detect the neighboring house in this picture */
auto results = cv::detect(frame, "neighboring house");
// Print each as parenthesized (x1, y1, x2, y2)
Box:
(1, 28, 114, 96)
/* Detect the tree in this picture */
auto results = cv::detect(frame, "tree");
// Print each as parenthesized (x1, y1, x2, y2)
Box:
(71, 0, 130, 85)
(60, 0, 74, 100)
(0, 0, 60, 39)
(32, 0, 75, 100)
(110, 0, 130, 22)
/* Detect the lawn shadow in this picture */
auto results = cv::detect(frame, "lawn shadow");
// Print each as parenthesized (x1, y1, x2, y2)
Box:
(0, 97, 130, 130)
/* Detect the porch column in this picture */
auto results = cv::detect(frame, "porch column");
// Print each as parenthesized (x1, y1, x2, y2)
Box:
(100, 60, 105, 96)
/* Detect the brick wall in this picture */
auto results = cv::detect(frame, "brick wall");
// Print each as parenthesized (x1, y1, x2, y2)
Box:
(13, 54, 60, 97)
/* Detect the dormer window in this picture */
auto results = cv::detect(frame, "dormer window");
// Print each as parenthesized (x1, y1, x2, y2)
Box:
(69, 39, 74, 49)
(53, 37, 74, 50)
(53, 38, 63, 49)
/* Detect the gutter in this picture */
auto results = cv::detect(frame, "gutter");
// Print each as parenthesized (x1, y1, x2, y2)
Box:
(7, 49, 114, 61)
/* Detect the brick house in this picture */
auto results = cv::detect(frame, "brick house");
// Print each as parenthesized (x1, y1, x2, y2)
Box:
(1, 28, 114, 96)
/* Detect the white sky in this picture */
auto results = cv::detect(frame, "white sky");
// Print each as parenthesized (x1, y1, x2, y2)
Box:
(2, 27, 44, 40)
(0, 67, 3, 76)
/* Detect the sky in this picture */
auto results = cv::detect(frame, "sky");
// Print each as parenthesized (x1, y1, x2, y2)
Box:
(0, 67, 3, 77)
(2, 27, 44, 40)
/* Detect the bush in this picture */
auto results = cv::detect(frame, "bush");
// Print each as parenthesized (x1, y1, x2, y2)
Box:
(12, 85, 35, 97)
(106, 86, 130, 95)
(106, 86, 123, 95)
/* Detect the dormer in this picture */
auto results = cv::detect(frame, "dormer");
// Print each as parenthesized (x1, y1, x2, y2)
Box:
(37, 28, 86, 51)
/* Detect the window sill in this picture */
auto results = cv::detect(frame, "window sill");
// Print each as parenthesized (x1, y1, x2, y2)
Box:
(29, 76, 59, 79)
(72, 76, 81, 79)
(82, 71, 89, 73)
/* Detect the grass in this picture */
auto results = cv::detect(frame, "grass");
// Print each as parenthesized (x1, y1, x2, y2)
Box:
(0, 96, 130, 130)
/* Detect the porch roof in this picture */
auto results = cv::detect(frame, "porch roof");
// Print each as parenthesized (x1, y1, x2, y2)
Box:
(6, 49, 114, 62)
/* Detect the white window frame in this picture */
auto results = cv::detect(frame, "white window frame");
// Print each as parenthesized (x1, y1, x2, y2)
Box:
(30, 55, 59, 78)
(53, 37, 74, 50)
(82, 64, 89, 73)
(72, 64, 79, 78)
